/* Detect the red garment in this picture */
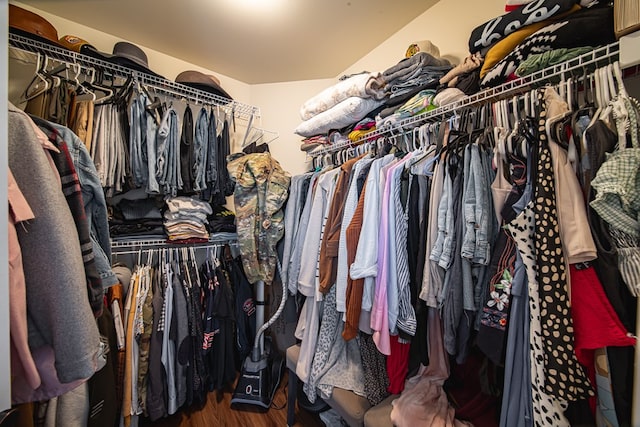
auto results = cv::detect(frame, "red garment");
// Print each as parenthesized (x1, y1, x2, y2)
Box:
(505, 4, 523, 11)
(506, 72, 520, 82)
(571, 265, 635, 363)
(387, 335, 411, 394)
(570, 265, 636, 412)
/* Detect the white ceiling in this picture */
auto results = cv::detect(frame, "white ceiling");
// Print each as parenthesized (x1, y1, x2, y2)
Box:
(17, 0, 440, 84)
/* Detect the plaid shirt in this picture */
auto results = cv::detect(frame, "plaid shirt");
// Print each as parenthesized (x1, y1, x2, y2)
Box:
(591, 96, 640, 237)
(33, 117, 104, 316)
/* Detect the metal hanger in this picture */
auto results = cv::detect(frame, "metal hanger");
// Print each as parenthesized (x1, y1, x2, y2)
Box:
(23, 53, 51, 101)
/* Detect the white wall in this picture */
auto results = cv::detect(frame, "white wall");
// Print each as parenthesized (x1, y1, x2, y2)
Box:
(1, 0, 11, 413)
(341, 0, 506, 76)
(250, 78, 334, 176)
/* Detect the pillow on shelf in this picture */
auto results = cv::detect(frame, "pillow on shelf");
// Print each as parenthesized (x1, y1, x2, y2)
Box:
(294, 96, 384, 138)
(299, 73, 385, 121)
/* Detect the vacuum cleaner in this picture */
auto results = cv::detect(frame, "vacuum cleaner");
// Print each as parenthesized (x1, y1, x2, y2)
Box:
(231, 261, 287, 411)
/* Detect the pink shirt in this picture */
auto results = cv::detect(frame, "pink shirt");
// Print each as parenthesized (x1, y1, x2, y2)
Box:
(8, 170, 39, 392)
(371, 155, 413, 354)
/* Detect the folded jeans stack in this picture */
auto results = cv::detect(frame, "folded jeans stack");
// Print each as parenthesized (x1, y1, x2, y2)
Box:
(382, 52, 452, 100)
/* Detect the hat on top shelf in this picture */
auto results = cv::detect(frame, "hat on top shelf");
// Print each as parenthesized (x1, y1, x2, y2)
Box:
(59, 34, 100, 55)
(175, 70, 233, 102)
(405, 40, 441, 59)
(58, 34, 163, 78)
(9, 4, 65, 48)
(109, 41, 162, 77)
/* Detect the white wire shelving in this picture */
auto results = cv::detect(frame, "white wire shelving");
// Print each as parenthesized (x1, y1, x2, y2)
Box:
(309, 42, 621, 157)
(110, 232, 238, 254)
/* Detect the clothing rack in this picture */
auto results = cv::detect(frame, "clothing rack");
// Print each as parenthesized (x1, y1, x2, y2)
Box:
(310, 42, 621, 157)
(8, 33, 260, 121)
(110, 232, 238, 255)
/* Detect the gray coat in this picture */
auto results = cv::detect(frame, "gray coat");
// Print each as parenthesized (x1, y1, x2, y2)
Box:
(9, 103, 100, 384)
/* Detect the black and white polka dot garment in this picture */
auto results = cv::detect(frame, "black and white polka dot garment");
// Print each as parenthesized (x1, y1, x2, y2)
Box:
(507, 205, 569, 427)
(532, 89, 593, 402)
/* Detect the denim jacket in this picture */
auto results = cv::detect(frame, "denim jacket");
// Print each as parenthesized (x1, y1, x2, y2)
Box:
(51, 122, 117, 288)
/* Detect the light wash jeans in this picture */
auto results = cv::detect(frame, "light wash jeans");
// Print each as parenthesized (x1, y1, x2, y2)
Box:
(156, 107, 180, 196)
(461, 143, 491, 265)
(90, 105, 107, 186)
(193, 107, 209, 191)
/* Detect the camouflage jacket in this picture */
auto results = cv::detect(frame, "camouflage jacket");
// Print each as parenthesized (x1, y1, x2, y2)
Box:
(227, 152, 290, 285)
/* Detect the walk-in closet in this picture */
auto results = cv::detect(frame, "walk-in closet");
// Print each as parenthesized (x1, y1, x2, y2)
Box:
(2, 1, 640, 426)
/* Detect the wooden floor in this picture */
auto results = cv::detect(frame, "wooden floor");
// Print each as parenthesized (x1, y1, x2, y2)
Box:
(144, 370, 324, 427)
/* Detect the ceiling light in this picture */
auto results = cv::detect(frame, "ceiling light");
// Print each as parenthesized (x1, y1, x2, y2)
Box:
(224, 0, 287, 12)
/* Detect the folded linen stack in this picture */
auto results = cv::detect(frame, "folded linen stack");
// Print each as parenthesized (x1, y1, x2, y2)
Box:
(164, 196, 213, 241)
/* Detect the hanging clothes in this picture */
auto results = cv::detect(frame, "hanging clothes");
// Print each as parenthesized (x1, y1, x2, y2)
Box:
(68, 100, 94, 151)
(281, 172, 314, 294)
(8, 102, 101, 405)
(343, 171, 372, 341)
(146, 265, 167, 421)
(156, 106, 182, 197)
(319, 156, 363, 295)
(47, 121, 116, 287)
(200, 257, 237, 391)
(8, 170, 39, 393)
(179, 105, 195, 194)
(193, 107, 209, 192)
(130, 92, 150, 190)
(32, 116, 105, 315)
(295, 167, 341, 383)
(477, 149, 527, 366)
(336, 158, 374, 314)
(91, 102, 129, 196)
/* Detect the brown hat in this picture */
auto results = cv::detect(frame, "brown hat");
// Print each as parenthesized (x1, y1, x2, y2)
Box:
(9, 4, 64, 48)
(175, 70, 232, 102)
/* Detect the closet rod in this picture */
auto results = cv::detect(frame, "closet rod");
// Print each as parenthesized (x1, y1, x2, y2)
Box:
(111, 243, 234, 256)
(8, 33, 260, 121)
(309, 41, 621, 158)
(110, 232, 238, 252)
